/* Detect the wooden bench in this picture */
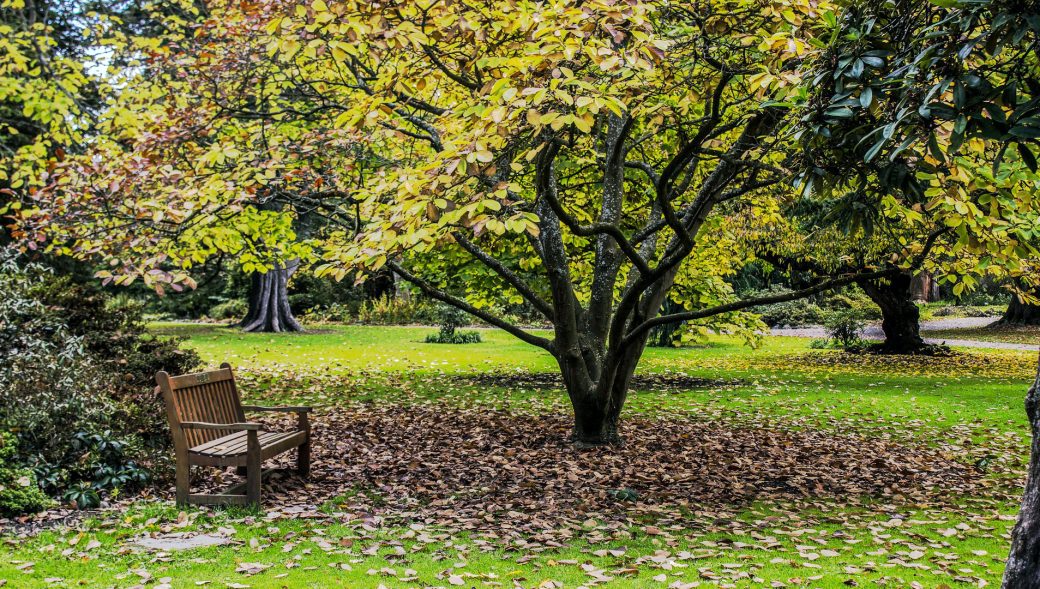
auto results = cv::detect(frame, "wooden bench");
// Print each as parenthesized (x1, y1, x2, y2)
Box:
(155, 363, 312, 506)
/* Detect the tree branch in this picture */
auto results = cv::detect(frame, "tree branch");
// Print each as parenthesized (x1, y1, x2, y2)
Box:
(621, 267, 902, 346)
(388, 261, 554, 352)
(451, 231, 555, 319)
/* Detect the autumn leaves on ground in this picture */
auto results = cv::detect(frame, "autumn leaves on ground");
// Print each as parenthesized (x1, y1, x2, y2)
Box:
(0, 324, 1032, 588)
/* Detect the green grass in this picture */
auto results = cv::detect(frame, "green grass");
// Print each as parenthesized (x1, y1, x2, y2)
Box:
(918, 303, 1005, 321)
(2, 322, 1035, 588)
(928, 323, 1040, 346)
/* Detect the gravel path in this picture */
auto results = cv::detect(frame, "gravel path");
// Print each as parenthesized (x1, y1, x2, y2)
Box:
(771, 316, 1038, 351)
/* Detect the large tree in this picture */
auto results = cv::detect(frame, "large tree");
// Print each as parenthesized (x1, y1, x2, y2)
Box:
(9, 0, 1034, 445)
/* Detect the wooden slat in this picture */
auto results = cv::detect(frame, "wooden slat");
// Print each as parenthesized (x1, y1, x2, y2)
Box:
(189, 431, 304, 457)
(168, 367, 233, 390)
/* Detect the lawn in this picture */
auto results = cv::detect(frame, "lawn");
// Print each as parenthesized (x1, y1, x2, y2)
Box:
(1, 323, 1035, 588)
(927, 323, 1040, 346)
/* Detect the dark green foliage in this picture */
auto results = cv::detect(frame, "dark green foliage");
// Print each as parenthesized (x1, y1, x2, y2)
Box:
(360, 294, 439, 325)
(755, 285, 880, 327)
(759, 297, 828, 328)
(0, 433, 51, 516)
(0, 259, 199, 513)
(425, 306, 482, 344)
(796, 0, 1040, 212)
(208, 298, 248, 320)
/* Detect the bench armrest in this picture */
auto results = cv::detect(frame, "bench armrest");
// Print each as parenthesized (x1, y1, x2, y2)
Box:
(180, 421, 262, 431)
(242, 405, 313, 414)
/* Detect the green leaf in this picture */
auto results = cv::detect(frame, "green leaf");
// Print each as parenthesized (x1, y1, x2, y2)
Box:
(859, 87, 873, 108)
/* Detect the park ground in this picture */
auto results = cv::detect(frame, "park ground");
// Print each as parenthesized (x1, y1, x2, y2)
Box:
(1, 322, 1037, 588)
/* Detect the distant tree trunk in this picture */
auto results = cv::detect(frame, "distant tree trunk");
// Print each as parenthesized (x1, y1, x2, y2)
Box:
(363, 267, 396, 300)
(240, 261, 303, 333)
(1002, 356, 1040, 588)
(858, 273, 926, 353)
(648, 300, 683, 347)
(910, 272, 940, 302)
(1001, 292, 1040, 326)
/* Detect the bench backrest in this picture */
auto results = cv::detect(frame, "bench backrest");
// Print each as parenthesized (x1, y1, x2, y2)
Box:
(156, 363, 246, 449)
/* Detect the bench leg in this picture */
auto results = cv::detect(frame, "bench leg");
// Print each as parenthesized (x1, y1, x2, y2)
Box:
(246, 432, 262, 506)
(297, 441, 311, 478)
(175, 460, 190, 506)
(297, 412, 311, 479)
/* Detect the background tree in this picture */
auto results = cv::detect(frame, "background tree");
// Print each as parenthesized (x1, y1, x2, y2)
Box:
(999, 284, 1040, 326)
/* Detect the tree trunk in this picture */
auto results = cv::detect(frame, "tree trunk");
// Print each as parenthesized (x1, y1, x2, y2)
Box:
(561, 338, 644, 447)
(858, 273, 926, 353)
(1000, 293, 1040, 326)
(240, 262, 303, 333)
(910, 272, 940, 302)
(1002, 356, 1040, 588)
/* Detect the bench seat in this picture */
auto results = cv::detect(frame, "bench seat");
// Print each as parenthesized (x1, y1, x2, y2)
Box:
(189, 430, 308, 465)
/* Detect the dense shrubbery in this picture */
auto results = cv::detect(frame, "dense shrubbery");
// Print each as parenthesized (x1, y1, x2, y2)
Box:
(756, 285, 880, 328)
(208, 298, 248, 321)
(758, 296, 827, 328)
(0, 258, 199, 514)
(358, 294, 439, 325)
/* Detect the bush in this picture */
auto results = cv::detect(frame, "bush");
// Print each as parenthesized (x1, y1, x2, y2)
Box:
(824, 308, 866, 350)
(759, 297, 827, 327)
(300, 302, 358, 324)
(358, 294, 438, 325)
(0, 257, 199, 513)
(208, 298, 248, 320)
(0, 433, 51, 517)
(425, 306, 482, 344)
(755, 285, 881, 328)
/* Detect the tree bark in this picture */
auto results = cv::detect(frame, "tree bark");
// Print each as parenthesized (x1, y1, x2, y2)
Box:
(240, 262, 303, 333)
(1000, 293, 1040, 326)
(1002, 355, 1040, 588)
(910, 272, 939, 302)
(858, 273, 926, 353)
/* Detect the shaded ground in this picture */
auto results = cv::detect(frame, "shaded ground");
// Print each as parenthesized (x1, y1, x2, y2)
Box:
(184, 404, 1000, 548)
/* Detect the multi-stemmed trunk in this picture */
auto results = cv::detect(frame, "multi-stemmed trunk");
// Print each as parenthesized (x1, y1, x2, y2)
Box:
(559, 338, 647, 446)
(858, 273, 926, 353)
(240, 261, 303, 333)
(1002, 356, 1040, 588)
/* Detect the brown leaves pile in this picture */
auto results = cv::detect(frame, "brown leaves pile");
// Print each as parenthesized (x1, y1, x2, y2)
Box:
(218, 403, 986, 546)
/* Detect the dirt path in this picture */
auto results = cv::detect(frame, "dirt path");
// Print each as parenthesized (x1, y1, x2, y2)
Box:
(771, 316, 1038, 351)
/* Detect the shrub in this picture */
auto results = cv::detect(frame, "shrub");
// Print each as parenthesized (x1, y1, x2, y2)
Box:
(0, 433, 51, 516)
(824, 308, 866, 350)
(209, 298, 248, 320)
(759, 298, 827, 327)
(300, 302, 358, 324)
(425, 306, 482, 344)
(0, 257, 199, 512)
(755, 285, 881, 327)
